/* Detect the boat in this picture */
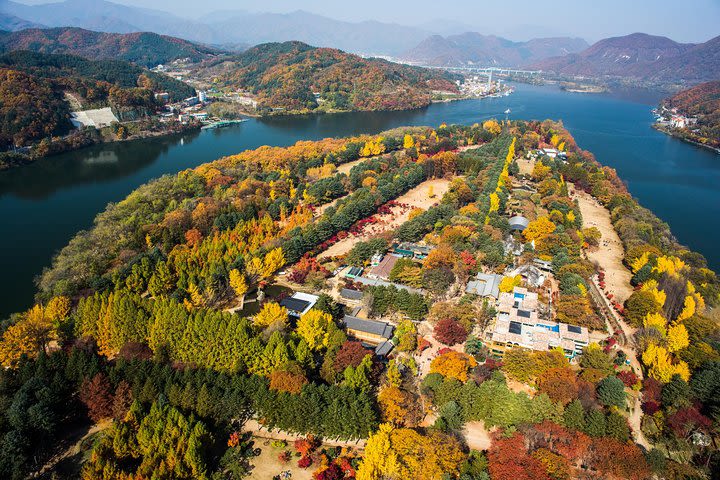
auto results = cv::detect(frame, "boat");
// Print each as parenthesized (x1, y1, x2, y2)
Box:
(504, 108, 511, 114)
(201, 119, 247, 130)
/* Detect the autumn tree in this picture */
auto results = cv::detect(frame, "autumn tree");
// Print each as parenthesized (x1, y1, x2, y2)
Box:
(430, 351, 477, 382)
(524, 216, 556, 242)
(483, 119, 502, 135)
(229, 269, 249, 308)
(254, 302, 288, 328)
(334, 341, 371, 373)
(434, 318, 468, 346)
(0, 304, 56, 367)
(537, 368, 578, 406)
(80, 373, 114, 422)
(297, 309, 336, 351)
(378, 386, 421, 426)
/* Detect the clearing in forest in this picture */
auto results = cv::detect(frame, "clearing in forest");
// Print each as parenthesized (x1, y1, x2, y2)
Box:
(572, 187, 633, 303)
(318, 178, 451, 259)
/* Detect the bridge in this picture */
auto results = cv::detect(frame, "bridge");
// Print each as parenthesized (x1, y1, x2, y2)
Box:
(442, 66, 543, 76)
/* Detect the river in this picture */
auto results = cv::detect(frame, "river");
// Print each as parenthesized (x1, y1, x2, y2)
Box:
(1, 82, 718, 318)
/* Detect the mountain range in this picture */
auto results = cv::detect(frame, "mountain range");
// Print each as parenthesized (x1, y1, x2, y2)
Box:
(0, 0, 429, 55)
(400, 33, 589, 67)
(0, 0, 585, 58)
(0, 27, 221, 67)
(531, 33, 720, 83)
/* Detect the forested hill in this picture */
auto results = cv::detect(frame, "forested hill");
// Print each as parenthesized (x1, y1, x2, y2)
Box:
(0, 51, 194, 149)
(661, 80, 720, 149)
(0, 27, 221, 67)
(194, 41, 462, 113)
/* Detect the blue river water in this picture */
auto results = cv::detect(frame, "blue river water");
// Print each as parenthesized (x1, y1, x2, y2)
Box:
(1, 82, 718, 317)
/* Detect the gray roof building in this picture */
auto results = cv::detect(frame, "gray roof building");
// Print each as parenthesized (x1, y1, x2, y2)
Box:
(509, 215, 530, 231)
(465, 272, 503, 299)
(340, 288, 364, 301)
(342, 315, 394, 341)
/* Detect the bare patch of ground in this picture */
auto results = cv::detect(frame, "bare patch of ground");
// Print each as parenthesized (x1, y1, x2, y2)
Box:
(516, 157, 536, 176)
(462, 421, 493, 451)
(248, 442, 313, 480)
(318, 178, 451, 259)
(572, 187, 633, 304)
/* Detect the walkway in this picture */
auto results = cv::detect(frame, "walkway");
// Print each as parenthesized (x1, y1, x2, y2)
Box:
(243, 419, 366, 449)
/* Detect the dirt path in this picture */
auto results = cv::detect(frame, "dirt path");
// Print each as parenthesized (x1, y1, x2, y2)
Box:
(571, 186, 650, 450)
(336, 157, 368, 175)
(571, 187, 633, 304)
(243, 420, 366, 449)
(318, 178, 451, 259)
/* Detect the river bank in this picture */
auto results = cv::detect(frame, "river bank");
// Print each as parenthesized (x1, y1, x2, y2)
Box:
(0, 120, 201, 171)
(652, 124, 720, 155)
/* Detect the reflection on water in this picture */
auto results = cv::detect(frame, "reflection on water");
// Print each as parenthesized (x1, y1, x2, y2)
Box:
(1, 82, 718, 318)
(0, 132, 195, 199)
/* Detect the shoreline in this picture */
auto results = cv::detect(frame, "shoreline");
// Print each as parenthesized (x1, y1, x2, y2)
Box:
(0, 123, 203, 171)
(652, 124, 720, 155)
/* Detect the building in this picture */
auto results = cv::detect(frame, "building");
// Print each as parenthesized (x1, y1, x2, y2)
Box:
(465, 272, 503, 299)
(508, 215, 530, 232)
(541, 148, 558, 158)
(342, 315, 395, 357)
(392, 242, 433, 259)
(533, 258, 553, 273)
(345, 266, 364, 279)
(367, 254, 400, 281)
(340, 288, 364, 302)
(198, 90, 207, 103)
(279, 292, 319, 318)
(154, 92, 170, 103)
(352, 276, 424, 294)
(508, 264, 546, 288)
(487, 287, 589, 358)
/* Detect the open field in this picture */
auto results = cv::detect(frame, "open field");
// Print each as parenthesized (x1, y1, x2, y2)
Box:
(248, 442, 313, 480)
(571, 187, 633, 304)
(318, 178, 451, 259)
(516, 157, 535, 176)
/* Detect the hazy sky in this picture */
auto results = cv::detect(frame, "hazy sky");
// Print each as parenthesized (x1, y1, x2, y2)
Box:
(18, 0, 720, 43)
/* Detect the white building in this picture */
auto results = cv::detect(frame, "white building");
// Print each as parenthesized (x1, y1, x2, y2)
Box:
(279, 292, 319, 318)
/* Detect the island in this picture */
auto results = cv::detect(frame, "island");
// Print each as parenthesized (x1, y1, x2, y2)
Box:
(1, 120, 718, 479)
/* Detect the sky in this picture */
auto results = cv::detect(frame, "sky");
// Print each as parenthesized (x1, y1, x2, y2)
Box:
(16, 0, 720, 43)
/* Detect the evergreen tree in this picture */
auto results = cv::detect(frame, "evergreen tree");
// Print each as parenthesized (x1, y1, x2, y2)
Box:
(584, 409, 607, 437)
(562, 399, 586, 431)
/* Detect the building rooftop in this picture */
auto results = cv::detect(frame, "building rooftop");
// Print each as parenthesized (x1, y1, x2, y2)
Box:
(368, 254, 400, 280)
(508, 215, 529, 231)
(466, 272, 503, 298)
(374, 340, 395, 357)
(352, 276, 424, 295)
(340, 288, 364, 301)
(342, 315, 394, 339)
(279, 292, 319, 316)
